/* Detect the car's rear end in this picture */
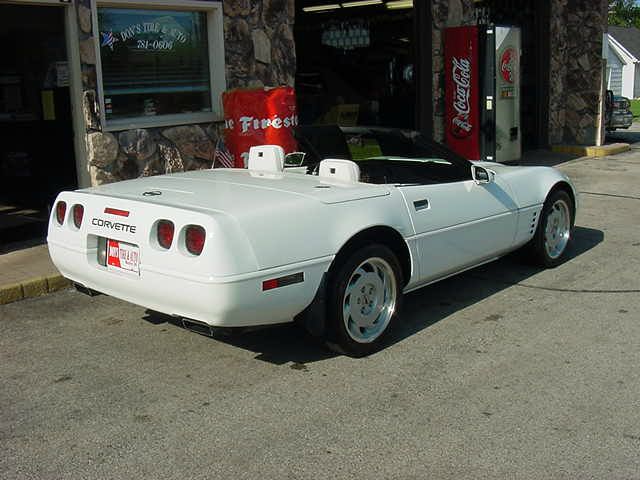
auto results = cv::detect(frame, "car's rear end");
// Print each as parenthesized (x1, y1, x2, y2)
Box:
(608, 96, 633, 130)
(47, 172, 331, 327)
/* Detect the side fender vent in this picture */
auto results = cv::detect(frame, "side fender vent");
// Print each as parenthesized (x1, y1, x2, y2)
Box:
(530, 210, 538, 235)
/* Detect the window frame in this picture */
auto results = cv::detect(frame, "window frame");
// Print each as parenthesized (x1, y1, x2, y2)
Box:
(92, 0, 226, 131)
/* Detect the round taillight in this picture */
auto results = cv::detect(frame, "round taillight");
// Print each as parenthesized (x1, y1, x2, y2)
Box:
(55, 201, 67, 225)
(157, 220, 174, 249)
(185, 225, 206, 256)
(73, 204, 84, 228)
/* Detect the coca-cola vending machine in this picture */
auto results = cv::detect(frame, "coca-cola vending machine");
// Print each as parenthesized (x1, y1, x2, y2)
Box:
(445, 25, 521, 163)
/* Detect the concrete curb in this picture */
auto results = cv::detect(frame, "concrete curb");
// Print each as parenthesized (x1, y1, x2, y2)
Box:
(0, 275, 71, 306)
(551, 143, 630, 157)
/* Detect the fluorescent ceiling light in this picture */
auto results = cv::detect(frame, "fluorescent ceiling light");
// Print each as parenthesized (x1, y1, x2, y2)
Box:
(303, 4, 342, 12)
(386, 0, 413, 9)
(342, 0, 383, 7)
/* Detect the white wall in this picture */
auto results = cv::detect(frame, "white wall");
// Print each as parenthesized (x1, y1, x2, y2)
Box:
(607, 48, 624, 95)
(622, 62, 636, 98)
(606, 34, 638, 98)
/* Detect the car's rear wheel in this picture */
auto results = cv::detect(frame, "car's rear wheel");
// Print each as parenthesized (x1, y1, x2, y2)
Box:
(325, 245, 403, 357)
(528, 189, 574, 267)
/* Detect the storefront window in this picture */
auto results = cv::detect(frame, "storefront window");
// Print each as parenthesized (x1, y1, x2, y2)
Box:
(97, 8, 212, 122)
(295, 3, 415, 129)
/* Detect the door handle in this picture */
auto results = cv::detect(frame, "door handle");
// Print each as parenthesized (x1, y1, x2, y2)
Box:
(413, 199, 430, 211)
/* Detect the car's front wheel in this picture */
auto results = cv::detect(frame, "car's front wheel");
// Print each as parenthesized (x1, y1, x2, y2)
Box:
(528, 189, 574, 267)
(325, 245, 403, 357)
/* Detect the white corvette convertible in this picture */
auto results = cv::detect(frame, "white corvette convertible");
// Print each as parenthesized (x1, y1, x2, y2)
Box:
(48, 127, 577, 356)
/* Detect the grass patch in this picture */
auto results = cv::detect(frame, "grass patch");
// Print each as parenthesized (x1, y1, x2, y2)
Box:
(630, 99, 640, 118)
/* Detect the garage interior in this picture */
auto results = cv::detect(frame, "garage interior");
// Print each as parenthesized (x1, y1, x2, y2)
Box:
(294, 0, 417, 129)
(295, 0, 551, 152)
(0, 3, 77, 251)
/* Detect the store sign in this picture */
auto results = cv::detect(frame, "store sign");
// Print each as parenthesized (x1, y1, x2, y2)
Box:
(450, 57, 473, 138)
(101, 22, 187, 51)
(444, 26, 480, 160)
(222, 87, 298, 168)
(99, 9, 193, 53)
(321, 21, 370, 50)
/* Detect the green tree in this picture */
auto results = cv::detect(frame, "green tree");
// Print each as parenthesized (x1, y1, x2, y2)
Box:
(609, 0, 640, 28)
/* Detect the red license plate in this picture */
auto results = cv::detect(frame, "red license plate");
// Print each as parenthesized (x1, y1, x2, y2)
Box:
(107, 239, 140, 274)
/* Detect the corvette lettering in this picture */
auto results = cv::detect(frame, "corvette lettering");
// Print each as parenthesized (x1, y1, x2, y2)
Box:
(92, 218, 137, 233)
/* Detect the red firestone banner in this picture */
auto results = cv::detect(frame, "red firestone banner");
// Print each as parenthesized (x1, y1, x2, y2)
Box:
(444, 26, 480, 160)
(222, 86, 298, 168)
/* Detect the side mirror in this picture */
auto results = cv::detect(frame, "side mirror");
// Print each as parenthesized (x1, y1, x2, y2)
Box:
(471, 164, 494, 184)
(284, 152, 306, 167)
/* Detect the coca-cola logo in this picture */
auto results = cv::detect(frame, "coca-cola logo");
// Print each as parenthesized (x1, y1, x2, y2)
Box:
(501, 47, 516, 84)
(450, 57, 473, 139)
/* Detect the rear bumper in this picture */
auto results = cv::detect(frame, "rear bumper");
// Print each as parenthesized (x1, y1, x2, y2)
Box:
(48, 239, 331, 327)
(607, 112, 633, 129)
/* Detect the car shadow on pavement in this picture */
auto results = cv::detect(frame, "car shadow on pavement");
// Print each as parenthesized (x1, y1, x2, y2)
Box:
(511, 148, 581, 168)
(605, 130, 640, 145)
(143, 226, 603, 365)
(389, 225, 604, 348)
(142, 311, 335, 366)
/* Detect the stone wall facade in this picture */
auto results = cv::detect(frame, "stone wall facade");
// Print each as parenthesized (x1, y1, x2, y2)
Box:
(74, 0, 296, 186)
(224, 0, 296, 89)
(548, 0, 608, 145)
(75, 0, 608, 186)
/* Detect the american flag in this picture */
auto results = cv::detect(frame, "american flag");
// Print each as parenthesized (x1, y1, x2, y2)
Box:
(100, 31, 118, 50)
(213, 138, 235, 168)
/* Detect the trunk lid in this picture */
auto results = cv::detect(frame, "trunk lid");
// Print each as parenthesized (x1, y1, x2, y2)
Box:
(81, 169, 390, 214)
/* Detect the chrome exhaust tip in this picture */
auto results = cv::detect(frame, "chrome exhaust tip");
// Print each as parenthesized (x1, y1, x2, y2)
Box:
(181, 318, 214, 337)
(180, 318, 243, 337)
(74, 283, 102, 297)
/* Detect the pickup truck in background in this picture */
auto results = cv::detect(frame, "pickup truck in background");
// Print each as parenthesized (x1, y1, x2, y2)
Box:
(605, 89, 634, 131)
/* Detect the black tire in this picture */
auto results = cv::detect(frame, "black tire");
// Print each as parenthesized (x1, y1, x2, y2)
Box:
(528, 189, 575, 268)
(325, 244, 404, 357)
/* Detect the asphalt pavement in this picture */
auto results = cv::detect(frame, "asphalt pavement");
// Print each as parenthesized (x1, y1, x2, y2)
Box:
(1, 146, 640, 479)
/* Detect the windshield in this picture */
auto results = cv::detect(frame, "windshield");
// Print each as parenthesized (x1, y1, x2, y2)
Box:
(296, 126, 468, 162)
(293, 125, 471, 185)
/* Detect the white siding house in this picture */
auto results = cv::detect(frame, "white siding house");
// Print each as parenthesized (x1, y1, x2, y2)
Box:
(607, 48, 624, 95)
(606, 28, 640, 98)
